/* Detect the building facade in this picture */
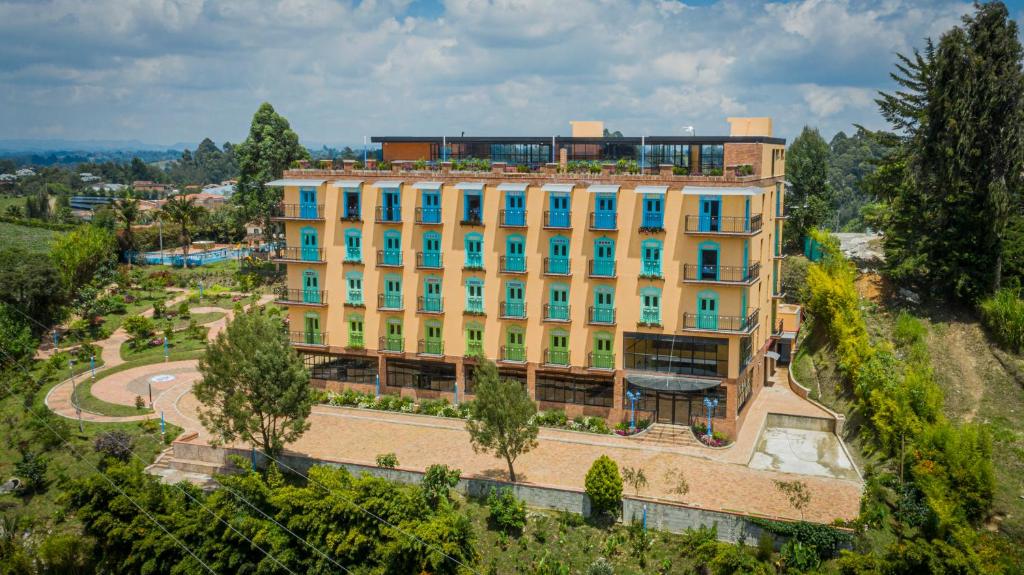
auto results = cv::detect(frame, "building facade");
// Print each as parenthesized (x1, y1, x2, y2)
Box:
(270, 117, 788, 439)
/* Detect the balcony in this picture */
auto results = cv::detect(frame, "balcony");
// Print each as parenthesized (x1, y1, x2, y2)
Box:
(378, 293, 404, 311)
(465, 296, 485, 315)
(379, 336, 404, 353)
(288, 331, 327, 347)
(639, 259, 662, 279)
(543, 303, 571, 322)
(344, 246, 362, 263)
(340, 205, 362, 222)
(464, 253, 484, 270)
(639, 309, 662, 327)
(776, 204, 788, 219)
(544, 210, 571, 229)
(271, 203, 324, 220)
(588, 352, 615, 370)
(588, 259, 616, 278)
(417, 295, 444, 314)
(543, 257, 571, 276)
(682, 309, 760, 333)
(589, 211, 617, 231)
(500, 345, 527, 363)
(682, 262, 761, 284)
(375, 206, 402, 224)
(376, 249, 403, 268)
(588, 306, 615, 325)
(347, 332, 364, 349)
(640, 213, 665, 233)
(272, 246, 324, 263)
(500, 255, 527, 275)
(500, 209, 527, 227)
(684, 214, 763, 235)
(345, 290, 364, 307)
(418, 340, 444, 356)
(276, 288, 327, 307)
(461, 209, 484, 227)
(416, 251, 443, 269)
(500, 301, 526, 319)
(415, 207, 442, 225)
(465, 341, 484, 357)
(544, 348, 570, 366)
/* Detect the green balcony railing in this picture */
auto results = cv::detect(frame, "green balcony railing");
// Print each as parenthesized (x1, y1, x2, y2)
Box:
(418, 339, 444, 356)
(544, 348, 570, 366)
(348, 332, 364, 348)
(640, 259, 662, 278)
(501, 345, 526, 362)
(640, 308, 661, 325)
(380, 336, 405, 352)
(588, 352, 615, 370)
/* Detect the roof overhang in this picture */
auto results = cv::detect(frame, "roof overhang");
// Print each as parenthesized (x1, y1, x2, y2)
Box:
(587, 184, 620, 194)
(765, 351, 781, 360)
(497, 182, 530, 192)
(683, 186, 763, 197)
(455, 182, 486, 191)
(634, 185, 668, 195)
(412, 181, 443, 191)
(371, 180, 403, 188)
(332, 179, 363, 188)
(541, 183, 575, 193)
(265, 179, 327, 187)
(624, 371, 722, 393)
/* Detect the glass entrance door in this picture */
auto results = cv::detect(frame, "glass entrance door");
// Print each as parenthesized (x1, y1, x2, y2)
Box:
(657, 394, 674, 424)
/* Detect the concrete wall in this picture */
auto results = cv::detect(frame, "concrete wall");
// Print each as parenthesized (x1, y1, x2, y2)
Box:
(766, 412, 835, 433)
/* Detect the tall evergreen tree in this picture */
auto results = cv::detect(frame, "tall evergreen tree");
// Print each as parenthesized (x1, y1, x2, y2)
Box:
(784, 126, 834, 248)
(876, 2, 1024, 299)
(234, 103, 308, 245)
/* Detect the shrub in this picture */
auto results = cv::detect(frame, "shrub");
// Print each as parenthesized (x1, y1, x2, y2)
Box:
(422, 464, 461, 508)
(979, 288, 1024, 352)
(14, 451, 48, 493)
(585, 455, 622, 517)
(586, 557, 614, 575)
(486, 487, 526, 533)
(134, 396, 146, 410)
(94, 430, 134, 462)
(152, 299, 165, 319)
(376, 452, 398, 468)
(534, 410, 568, 428)
(177, 301, 190, 318)
(122, 315, 155, 348)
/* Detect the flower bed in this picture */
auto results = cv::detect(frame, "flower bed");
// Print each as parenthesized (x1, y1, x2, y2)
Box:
(691, 422, 732, 447)
(613, 419, 652, 436)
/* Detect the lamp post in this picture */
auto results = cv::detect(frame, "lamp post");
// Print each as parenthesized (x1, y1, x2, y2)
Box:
(90, 355, 95, 380)
(198, 281, 203, 302)
(69, 359, 83, 432)
(703, 396, 719, 438)
(625, 389, 642, 432)
(375, 373, 380, 399)
(163, 336, 169, 362)
(52, 329, 59, 353)
(158, 215, 164, 264)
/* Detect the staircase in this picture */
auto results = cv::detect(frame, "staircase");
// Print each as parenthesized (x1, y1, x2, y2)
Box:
(631, 423, 703, 448)
(145, 440, 239, 489)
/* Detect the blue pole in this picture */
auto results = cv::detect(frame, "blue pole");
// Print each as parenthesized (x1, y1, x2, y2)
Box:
(52, 330, 59, 352)
(643, 504, 648, 531)
(90, 355, 95, 380)
(163, 336, 169, 362)
(160, 411, 165, 435)
(454, 380, 459, 406)
(375, 374, 380, 398)
(251, 447, 257, 471)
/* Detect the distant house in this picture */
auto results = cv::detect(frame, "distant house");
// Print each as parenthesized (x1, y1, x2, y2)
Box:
(132, 180, 171, 194)
(78, 172, 101, 183)
(0, 173, 15, 184)
(182, 192, 227, 209)
(91, 183, 127, 193)
(201, 181, 236, 197)
(15, 168, 35, 178)
(69, 196, 115, 210)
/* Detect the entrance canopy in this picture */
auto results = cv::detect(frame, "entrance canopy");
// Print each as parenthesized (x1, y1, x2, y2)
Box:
(624, 370, 722, 393)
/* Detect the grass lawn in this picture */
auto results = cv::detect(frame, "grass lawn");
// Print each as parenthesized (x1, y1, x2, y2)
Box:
(120, 329, 208, 363)
(72, 360, 159, 417)
(172, 310, 224, 330)
(0, 220, 65, 255)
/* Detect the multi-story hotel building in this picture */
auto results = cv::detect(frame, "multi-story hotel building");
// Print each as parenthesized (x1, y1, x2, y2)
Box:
(268, 117, 788, 439)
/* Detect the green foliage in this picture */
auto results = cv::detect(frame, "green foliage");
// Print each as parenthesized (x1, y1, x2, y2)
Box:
(422, 464, 461, 508)
(486, 487, 526, 533)
(828, 127, 894, 231)
(466, 357, 538, 482)
(14, 451, 48, 494)
(0, 247, 66, 329)
(979, 288, 1024, 352)
(621, 466, 648, 496)
(784, 126, 834, 247)
(773, 480, 811, 520)
(92, 430, 134, 463)
(120, 314, 154, 349)
(49, 224, 117, 295)
(0, 303, 34, 371)
(584, 455, 622, 517)
(376, 452, 399, 468)
(159, 196, 206, 267)
(194, 309, 313, 456)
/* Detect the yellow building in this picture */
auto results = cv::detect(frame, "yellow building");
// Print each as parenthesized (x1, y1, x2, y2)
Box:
(269, 117, 788, 439)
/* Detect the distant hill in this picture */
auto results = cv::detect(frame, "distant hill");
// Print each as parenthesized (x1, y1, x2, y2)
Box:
(0, 138, 190, 153)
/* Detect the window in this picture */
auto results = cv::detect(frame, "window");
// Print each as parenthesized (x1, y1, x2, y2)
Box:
(622, 333, 728, 377)
(739, 335, 752, 370)
(504, 234, 525, 272)
(303, 353, 377, 384)
(490, 143, 551, 164)
(344, 229, 362, 262)
(386, 359, 456, 392)
(347, 316, 364, 348)
(299, 186, 319, 218)
(592, 237, 615, 277)
(504, 327, 526, 361)
(465, 278, 484, 314)
(641, 239, 662, 278)
(535, 374, 613, 407)
(420, 189, 441, 223)
(547, 235, 570, 275)
(380, 188, 401, 222)
(385, 319, 404, 351)
(420, 231, 442, 268)
(342, 187, 362, 220)
(463, 190, 483, 223)
(503, 191, 526, 226)
(643, 144, 690, 168)
(382, 274, 402, 309)
(547, 330, 569, 365)
(640, 287, 661, 326)
(592, 193, 617, 229)
(547, 284, 569, 321)
(465, 323, 483, 356)
(422, 321, 443, 355)
(300, 226, 319, 261)
(591, 286, 615, 324)
(641, 195, 664, 229)
(547, 193, 570, 227)
(700, 144, 724, 174)
(591, 333, 614, 369)
(737, 368, 753, 413)
(464, 232, 484, 269)
(345, 272, 363, 306)
(503, 281, 525, 318)
(301, 269, 320, 304)
(382, 230, 402, 266)
(421, 276, 442, 313)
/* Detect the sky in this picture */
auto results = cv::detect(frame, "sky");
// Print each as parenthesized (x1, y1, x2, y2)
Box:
(1, 0, 1022, 148)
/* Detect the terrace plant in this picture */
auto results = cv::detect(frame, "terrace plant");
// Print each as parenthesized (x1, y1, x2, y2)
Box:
(584, 455, 622, 517)
(122, 315, 155, 349)
(466, 357, 538, 482)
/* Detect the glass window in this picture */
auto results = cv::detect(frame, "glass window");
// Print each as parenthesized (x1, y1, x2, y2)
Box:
(465, 232, 484, 269)
(345, 272, 363, 305)
(644, 144, 690, 168)
(344, 229, 361, 262)
(700, 144, 724, 173)
(622, 333, 728, 377)
(490, 143, 552, 165)
(465, 278, 484, 313)
(535, 374, 613, 407)
(641, 239, 662, 277)
(386, 359, 456, 392)
(640, 288, 661, 325)
(303, 353, 377, 384)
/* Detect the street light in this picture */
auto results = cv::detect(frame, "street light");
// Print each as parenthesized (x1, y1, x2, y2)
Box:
(703, 396, 719, 438)
(625, 389, 642, 432)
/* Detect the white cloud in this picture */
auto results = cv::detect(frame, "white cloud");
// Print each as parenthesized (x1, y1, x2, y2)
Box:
(801, 84, 876, 118)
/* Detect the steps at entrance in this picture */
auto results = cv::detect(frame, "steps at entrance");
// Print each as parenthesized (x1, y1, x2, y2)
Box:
(631, 423, 703, 448)
(145, 443, 239, 489)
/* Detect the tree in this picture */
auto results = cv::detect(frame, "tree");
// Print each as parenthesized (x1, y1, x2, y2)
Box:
(465, 357, 538, 482)
(585, 455, 623, 517)
(114, 195, 140, 258)
(621, 466, 648, 496)
(234, 102, 308, 245)
(121, 315, 154, 349)
(50, 225, 117, 295)
(773, 479, 811, 520)
(0, 303, 35, 371)
(194, 309, 313, 457)
(876, 1, 1024, 299)
(784, 126, 834, 248)
(0, 248, 65, 330)
(159, 196, 206, 268)
(422, 464, 461, 508)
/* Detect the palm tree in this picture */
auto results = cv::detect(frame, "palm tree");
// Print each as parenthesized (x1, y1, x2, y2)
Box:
(160, 196, 206, 268)
(115, 195, 140, 265)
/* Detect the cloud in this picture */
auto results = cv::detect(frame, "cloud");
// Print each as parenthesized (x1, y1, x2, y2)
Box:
(0, 0, 997, 145)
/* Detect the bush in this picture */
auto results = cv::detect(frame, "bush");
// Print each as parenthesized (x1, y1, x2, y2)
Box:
(586, 557, 614, 575)
(979, 288, 1024, 352)
(122, 315, 155, 348)
(585, 455, 622, 517)
(422, 464, 461, 508)
(14, 451, 48, 493)
(94, 430, 135, 462)
(534, 409, 568, 428)
(376, 452, 398, 468)
(486, 487, 526, 533)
